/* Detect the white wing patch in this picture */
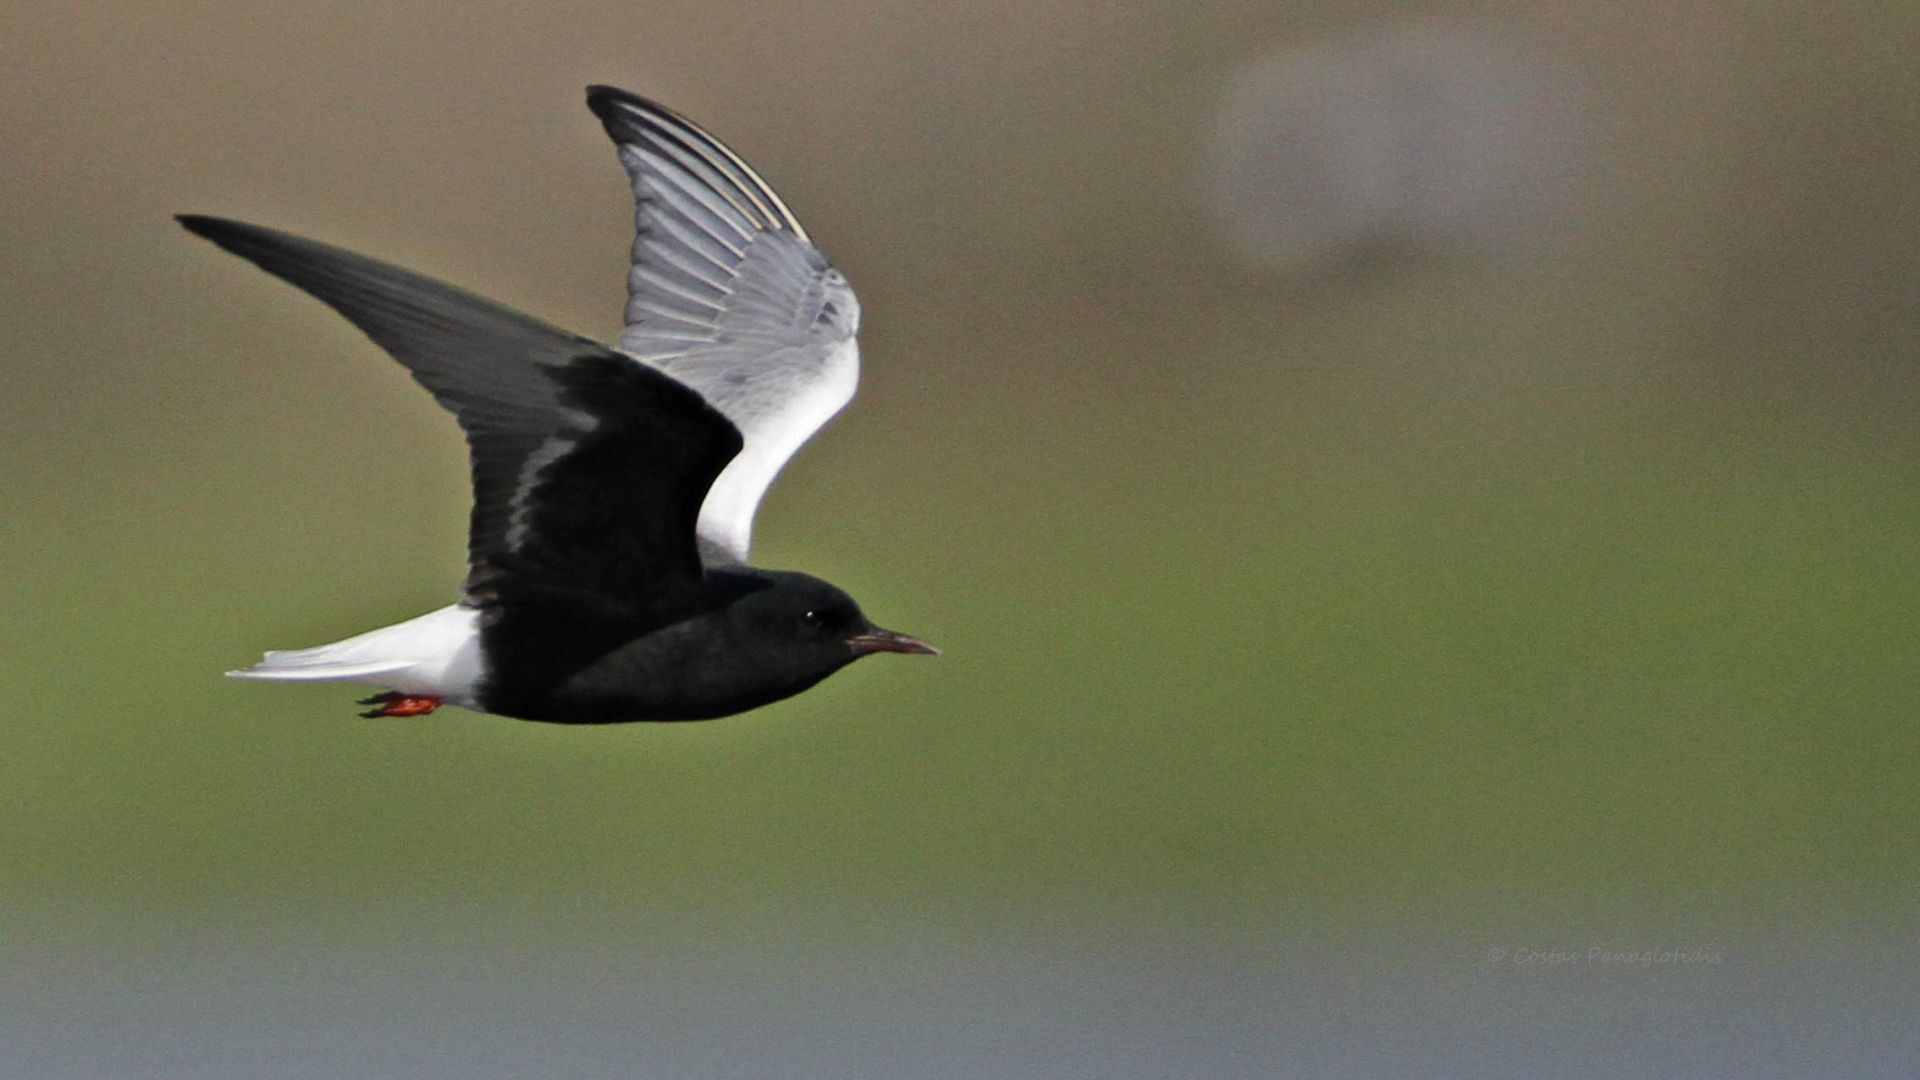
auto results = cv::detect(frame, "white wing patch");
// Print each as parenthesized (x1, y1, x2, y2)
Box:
(679, 337, 860, 561)
(592, 89, 861, 564)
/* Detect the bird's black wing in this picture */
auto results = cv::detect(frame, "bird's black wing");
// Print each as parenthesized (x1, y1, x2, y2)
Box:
(178, 215, 743, 626)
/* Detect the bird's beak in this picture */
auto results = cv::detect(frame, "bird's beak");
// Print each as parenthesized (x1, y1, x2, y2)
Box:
(847, 627, 940, 656)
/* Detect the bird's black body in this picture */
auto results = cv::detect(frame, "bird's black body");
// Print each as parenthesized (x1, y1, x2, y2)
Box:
(185, 85, 933, 724)
(481, 568, 880, 724)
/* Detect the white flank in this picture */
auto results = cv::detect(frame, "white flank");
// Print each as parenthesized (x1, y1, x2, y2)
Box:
(226, 604, 486, 707)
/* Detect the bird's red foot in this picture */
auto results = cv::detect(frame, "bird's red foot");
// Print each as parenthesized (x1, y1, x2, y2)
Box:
(357, 692, 444, 718)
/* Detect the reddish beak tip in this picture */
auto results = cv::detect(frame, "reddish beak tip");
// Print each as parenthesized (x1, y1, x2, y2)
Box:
(849, 628, 940, 656)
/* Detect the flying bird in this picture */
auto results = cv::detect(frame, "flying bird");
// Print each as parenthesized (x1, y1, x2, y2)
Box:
(182, 85, 935, 724)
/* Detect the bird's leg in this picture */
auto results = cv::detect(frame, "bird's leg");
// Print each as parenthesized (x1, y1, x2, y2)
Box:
(356, 692, 444, 718)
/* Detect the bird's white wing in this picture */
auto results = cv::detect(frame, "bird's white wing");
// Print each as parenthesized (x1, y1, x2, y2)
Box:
(587, 86, 861, 565)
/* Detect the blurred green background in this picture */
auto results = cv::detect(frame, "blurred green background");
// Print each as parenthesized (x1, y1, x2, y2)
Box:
(3, 3, 1917, 1076)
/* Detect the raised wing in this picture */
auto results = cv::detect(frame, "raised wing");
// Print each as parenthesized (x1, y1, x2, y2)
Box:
(178, 215, 742, 625)
(587, 85, 860, 565)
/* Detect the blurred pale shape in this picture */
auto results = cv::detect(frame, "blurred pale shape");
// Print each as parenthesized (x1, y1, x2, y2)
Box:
(1204, 21, 1558, 273)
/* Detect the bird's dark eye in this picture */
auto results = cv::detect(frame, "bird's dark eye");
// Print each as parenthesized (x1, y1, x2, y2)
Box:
(801, 609, 827, 629)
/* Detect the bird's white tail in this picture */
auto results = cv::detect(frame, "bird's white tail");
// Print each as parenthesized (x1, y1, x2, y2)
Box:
(227, 604, 485, 703)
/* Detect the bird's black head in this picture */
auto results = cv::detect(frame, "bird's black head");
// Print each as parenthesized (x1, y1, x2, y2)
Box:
(726, 570, 936, 686)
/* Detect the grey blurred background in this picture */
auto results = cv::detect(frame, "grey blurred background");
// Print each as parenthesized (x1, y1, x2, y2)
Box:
(3, 3, 1917, 1077)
